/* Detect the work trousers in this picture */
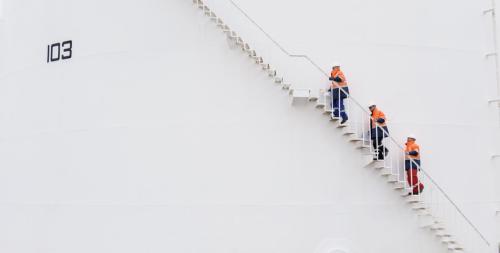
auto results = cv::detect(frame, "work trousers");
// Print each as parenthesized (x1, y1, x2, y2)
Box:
(406, 168, 424, 195)
(372, 137, 387, 160)
(330, 88, 349, 121)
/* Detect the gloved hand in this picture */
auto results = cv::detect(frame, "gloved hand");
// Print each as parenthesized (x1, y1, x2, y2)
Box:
(333, 77, 342, 82)
(408, 151, 419, 156)
(376, 118, 385, 124)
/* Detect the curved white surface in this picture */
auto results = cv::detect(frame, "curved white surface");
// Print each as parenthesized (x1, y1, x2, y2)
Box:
(0, 0, 499, 252)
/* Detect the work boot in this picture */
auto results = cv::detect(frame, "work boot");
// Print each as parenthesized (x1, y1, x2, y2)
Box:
(332, 110, 339, 118)
(340, 118, 347, 125)
(408, 186, 424, 196)
(409, 191, 421, 196)
(416, 184, 424, 195)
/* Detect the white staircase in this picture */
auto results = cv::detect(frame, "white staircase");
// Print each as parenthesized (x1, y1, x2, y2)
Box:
(191, 1, 491, 252)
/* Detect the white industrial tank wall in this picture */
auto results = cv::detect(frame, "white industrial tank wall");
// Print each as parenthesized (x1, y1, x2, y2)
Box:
(0, 1, 462, 253)
(0, 0, 5, 74)
(493, 1, 500, 247)
(208, 0, 500, 246)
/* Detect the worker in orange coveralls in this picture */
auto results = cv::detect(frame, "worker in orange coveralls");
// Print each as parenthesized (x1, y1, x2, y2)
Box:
(329, 62, 349, 124)
(405, 134, 424, 195)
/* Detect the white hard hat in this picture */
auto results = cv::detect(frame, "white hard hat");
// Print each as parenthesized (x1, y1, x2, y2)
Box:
(368, 101, 376, 107)
(407, 134, 416, 140)
(332, 62, 341, 67)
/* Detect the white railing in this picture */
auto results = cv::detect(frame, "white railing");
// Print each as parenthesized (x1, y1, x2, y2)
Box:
(191, 0, 491, 252)
(329, 89, 491, 252)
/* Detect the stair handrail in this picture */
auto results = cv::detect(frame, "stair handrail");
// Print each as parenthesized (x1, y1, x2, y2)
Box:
(227, 0, 490, 247)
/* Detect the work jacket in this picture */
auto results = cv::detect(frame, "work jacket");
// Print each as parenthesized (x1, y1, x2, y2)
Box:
(330, 69, 348, 89)
(370, 108, 389, 139)
(405, 141, 421, 170)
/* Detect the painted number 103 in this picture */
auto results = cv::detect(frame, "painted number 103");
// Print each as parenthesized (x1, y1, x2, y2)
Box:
(47, 40, 73, 63)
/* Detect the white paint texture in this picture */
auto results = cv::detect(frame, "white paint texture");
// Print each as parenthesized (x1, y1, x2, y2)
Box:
(0, 0, 499, 252)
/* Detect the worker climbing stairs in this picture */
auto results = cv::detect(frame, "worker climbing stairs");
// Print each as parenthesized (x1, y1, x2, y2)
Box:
(191, 0, 492, 252)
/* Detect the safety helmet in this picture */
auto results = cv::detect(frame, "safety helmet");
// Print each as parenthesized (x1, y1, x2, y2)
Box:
(368, 101, 376, 107)
(332, 62, 341, 68)
(407, 134, 416, 140)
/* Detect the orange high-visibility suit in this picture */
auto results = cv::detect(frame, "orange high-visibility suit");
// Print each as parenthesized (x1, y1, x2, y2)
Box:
(329, 69, 349, 122)
(405, 141, 424, 195)
(370, 107, 389, 160)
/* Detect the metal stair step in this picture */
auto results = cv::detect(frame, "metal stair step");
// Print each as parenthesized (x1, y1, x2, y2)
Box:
(404, 195, 421, 203)
(372, 161, 386, 169)
(435, 230, 452, 237)
(416, 209, 433, 217)
(417, 213, 435, 228)
(363, 160, 386, 170)
(447, 243, 464, 250)
(308, 90, 320, 102)
(216, 18, 224, 27)
(411, 202, 427, 210)
(355, 141, 371, 149)
(442, 236, 457, 244)
(392, 182, 405, 189)
(235, 37, 244, 45)
(399, 188, 413, 196)
(291, 89, 310, 105)
(323, 107, 333, 114)
(431, 222, 446, 231)
(268, 69, 276, 77)
(336, 123, 348, 128)
(380, 168, 392, 176)
(348, 136, 364, 142)
(316, 101, 326, 108)
(308, 95, 319, 102)
(386, 175, 399, 183)
(330, 115, 340, 121)
(341, 127, 356, 135)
